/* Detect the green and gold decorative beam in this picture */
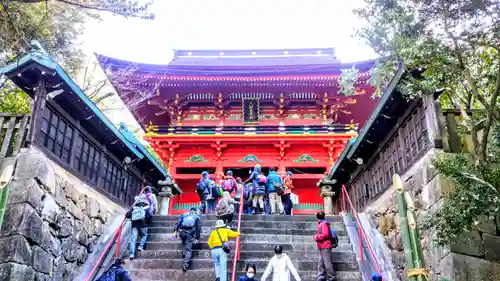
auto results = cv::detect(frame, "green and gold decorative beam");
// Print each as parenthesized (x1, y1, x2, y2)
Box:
(184, 155, 208, 163)
(238, 154, 263, 163)
(293, 154, 319, 163)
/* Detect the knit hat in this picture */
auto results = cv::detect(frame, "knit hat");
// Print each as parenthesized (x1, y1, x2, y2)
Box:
(214, 220, 226, 228)
(134, 194, 150, 206)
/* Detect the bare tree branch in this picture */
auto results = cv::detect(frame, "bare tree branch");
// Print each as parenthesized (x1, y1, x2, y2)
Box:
(93, 91, 114, 105)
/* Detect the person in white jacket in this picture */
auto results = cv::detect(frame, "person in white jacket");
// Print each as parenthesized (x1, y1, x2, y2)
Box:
(261, 245, 301, 281)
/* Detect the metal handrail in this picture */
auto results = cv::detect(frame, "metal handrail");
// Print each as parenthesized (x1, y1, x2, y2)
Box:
(341, 184, 382, 275)
(230, 183, 246, 281)
(84, 183, 146, 281)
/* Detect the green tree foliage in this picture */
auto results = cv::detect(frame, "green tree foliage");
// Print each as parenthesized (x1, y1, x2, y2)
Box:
(1, 1, 153, 114)
(0, 81, 31, 114)
(355, 0, 500, 161)
(423, 142, 500, 246)
(14, 0, 154, 19)
(1, 1, 88, 74)
(354, 0, 500, 245)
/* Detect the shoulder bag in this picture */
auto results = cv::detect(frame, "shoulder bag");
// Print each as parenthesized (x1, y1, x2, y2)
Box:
(215, 228, 232, 254)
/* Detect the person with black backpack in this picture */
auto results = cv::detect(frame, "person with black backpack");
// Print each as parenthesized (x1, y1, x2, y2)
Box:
(197, 171, 211, 215)
(95, 258, 131, 281)
(313, 211, 338, 281)
(125, 195, 153, 260)
(174, 207, 202, 272)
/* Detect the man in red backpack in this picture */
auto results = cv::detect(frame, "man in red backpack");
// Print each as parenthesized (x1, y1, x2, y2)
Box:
(313, 211, 337, 281)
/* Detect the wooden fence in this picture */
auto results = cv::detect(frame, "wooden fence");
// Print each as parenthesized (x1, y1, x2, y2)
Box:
(0, 114, 30, 158)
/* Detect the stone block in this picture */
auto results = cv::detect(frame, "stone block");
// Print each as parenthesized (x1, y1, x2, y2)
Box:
(86, 197, 101, 218)
(67, 201, 84, 221)
(390, 249, 405, 269)
(61, 236, 86, 263)
(404, 173, 425, 196)
(50, 235, 62, 257)
(0, 235, 32, 265)
(62, 181, 83, 204)
(7, 178, 44, 212)
(54, 184, 68, 208)
(53, 257, 74, 281)
(13, 148, 56, 194)
(32, 246, 53, 274)
(35, 272, 51, 281)
(77, 246, 89, 264)
(39, 222, 54, 252)
(450, 231, 485, 258)
(0, 262, 36, 281)
(421, 174, 445, 210)
(1, 203, 44, 245)
(58, 217, 74, 237)
(440, 252, 500, 281)
(75, 230, 88, 246)
(93, 218, 104, 236)
(475, 216, 497, 235)
(483, 234, 500, 262)
(82, 215, 94, 236)
(40, 195, 62, 225)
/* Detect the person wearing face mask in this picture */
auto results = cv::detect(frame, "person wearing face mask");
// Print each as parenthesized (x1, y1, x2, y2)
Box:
(239, 263, 258, 281)
(261, 245, 301, 281)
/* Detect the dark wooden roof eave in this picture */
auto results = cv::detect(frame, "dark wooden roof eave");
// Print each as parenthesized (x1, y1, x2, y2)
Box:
(328, 64, 406, 190)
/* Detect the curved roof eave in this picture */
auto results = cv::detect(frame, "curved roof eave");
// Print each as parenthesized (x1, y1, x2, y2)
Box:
(95, 53, 377, 76)
(0, 53, 153, 162)
(329, 63, 405, 181)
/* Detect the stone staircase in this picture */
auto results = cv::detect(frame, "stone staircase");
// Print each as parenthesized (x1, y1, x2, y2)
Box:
(126, 215, 363, 281)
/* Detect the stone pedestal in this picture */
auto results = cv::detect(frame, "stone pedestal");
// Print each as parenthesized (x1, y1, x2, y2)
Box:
(321, 191, 336, 215)
(157, 186, 173, 216)
(158, 193, 172, 216)
(317, 174, 336, 215)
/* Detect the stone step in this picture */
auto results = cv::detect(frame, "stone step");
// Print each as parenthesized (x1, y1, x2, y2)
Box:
(142, 241, 354, 252)
(148, 226, 348, 237)
(154, 215, 343, 222)
(136, 249, 356, 263)
(150, 220, 346, 231)
(147, 233, 351, 244)
(127, 269, 363, 281)
(128, 258, 359, 272)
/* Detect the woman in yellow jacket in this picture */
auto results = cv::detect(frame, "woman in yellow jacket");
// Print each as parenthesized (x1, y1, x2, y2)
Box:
(208, 220, 241, 281)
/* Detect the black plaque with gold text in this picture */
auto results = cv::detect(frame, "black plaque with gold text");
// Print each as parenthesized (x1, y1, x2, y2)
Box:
(242, 98, 259, 124)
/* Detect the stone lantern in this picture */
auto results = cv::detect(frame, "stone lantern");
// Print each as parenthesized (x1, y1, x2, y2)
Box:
(157, 175, 178, 215)
(317, 173, 337, 215)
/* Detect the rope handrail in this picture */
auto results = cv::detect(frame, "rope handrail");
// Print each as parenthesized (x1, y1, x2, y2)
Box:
(341, 184, 382, 275)
(230, 183, 246, 281)
(84, 182, 147, 281)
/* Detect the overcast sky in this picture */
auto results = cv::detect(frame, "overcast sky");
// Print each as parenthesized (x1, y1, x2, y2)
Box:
(80, 0, 377, 134)
(82, 0, 376, 63)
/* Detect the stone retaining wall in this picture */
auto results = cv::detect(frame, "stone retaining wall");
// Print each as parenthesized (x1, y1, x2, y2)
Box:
(0, 148, 125, 281)
(363, 149, 500, 281)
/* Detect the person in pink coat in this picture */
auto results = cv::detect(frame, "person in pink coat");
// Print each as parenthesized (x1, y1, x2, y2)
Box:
(313, 211, 337, 281)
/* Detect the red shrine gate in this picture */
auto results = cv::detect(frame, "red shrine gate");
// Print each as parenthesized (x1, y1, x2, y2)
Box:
(96, 48, 379, 215)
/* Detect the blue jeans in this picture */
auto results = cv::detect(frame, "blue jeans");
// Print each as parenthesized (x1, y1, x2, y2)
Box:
(211, 247, 228, 281)
(129, 227, 148, 256)
(207, 199, 217, 213)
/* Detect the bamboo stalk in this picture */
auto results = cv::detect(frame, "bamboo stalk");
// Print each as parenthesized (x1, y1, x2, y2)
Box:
(393, 174, 416, 281)
(407, 210, 425, 281)
(0, 164, 14, 230)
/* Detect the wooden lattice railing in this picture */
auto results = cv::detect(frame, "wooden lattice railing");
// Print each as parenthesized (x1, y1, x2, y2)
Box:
(0, 114, 30, 159)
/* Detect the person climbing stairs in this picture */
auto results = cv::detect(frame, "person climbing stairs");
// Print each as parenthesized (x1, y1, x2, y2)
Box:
(126, 214, 363, 281)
